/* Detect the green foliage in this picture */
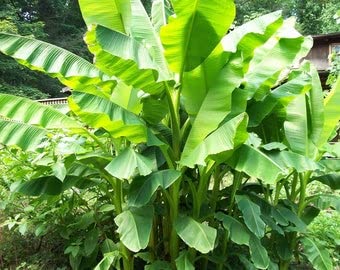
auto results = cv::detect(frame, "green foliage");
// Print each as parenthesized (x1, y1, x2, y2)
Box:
(0, 1, 339, 270)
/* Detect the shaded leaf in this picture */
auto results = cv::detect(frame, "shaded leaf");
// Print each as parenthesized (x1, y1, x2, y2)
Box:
(301, 237, 333, 270)
(128, 169, 181, 207)
(175, 216, 216, 254)
(114, 206, 154, 252)
(105, 148, 154, 180)
(236, 195, 266, 238)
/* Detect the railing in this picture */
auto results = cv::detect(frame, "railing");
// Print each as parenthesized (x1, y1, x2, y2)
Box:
(37, 97, 68, 105)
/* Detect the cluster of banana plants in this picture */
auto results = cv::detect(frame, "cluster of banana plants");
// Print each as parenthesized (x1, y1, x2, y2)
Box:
(0, 0, 339, 269)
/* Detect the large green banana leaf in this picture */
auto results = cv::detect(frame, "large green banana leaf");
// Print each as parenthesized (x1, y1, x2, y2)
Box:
(244, 20, 313, 100)
(181, 54, 243, 164)
(0, 32, 114, 91)
(318, 76, 340, 147)
(0, 120, 46, 151)
(160, 0, 235, 72)
(180, 113, 248, 168)
(151, 0, 168, 33)
(182, 11, 283, 118)
(78, 0, 127, 32)
(227, 144, 287, 184)
(69, 91, 147, 143)
(0, 94, 80, 128)
(85, 25, 164, 95)
(80, 0, 172, 81)
(248, 70, 311, 127)
(284, 94, 318, 158)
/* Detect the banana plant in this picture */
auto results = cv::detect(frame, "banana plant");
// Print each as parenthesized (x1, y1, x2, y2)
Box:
(0, 0, 339, 269)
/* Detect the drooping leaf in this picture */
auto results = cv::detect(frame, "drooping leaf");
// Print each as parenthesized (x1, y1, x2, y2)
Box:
(244, 19, 313, 100)
(215, 212, 250, 245)
(249, 234, 269, 269)
(235, 195, 266, 238)
(180, 113, 248, 167)
(318, 76, 340, 146)
(110, 82, 143, 114)
(151, 0, 167, 33)
(105, 148, 154, 180)
(128, 169, 181, 207)
(114, 206, 154, 252)
(266, 150, 320, 173)
(247, 70, 311, 127)
(284, 94, 318, 158)
(175, 216, 217, 254)
(228, 145, 287, 184)
(307, 194, 340, 211)
(175, 251, 194, 270)
(311, 174, 340, 190)
(301, 237, 333, 270)
(0, 94, 80, 128)
(160, 0, 235, 72)
(85, 25, 164, 95)
(181, 54, 244, 163)
(0, 32, 113, 90)
(79, 0, 126, 32)
(14, 176, 63, 196)
(94, 251, 121, 270)
(69, 91, 147, 143)
(0, 120, 46, 151)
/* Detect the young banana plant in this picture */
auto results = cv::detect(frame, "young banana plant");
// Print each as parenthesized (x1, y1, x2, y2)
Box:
(0, 0, 339, 269)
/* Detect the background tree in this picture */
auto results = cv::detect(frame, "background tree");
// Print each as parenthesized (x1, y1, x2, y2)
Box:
(0, 0, 88, 99)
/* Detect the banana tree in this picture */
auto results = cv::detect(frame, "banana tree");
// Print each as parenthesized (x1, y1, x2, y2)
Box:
(0, 0, 339, 269)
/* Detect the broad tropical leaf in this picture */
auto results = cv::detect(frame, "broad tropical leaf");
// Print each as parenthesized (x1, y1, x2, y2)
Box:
(0, 32, 114, 90)
(249, 234, 269, 269)
(180, 113, 248, 167)
(114, 206, 154, 252)
(247, 70, 311, 127)
(244, 20, 313, 100)
(0, 94, 80, 128)
(181, 54, 243, 163)
(311, 174, 340, 190)
(79, 0, 126, 32)
(236, 195, 266, 238)
(0, 120, 46, 151)
(160, 0, 235, 72)
(215, 212, 250, 245)
(318, 76, 340, 146)
(94, 251, 120, 270)
(105, 148, 154, 180)
(151, 0, 168, 33)
(181, 12, 283, 118)
(175, 216, 216, 254)
(69, 91, 147, 143)
(175, 251, 194, 270)
(85, 25, 164, 94)
(227, 145, 287, 184)
(128, 170, 181, 207)
(301, 237, 333, 270)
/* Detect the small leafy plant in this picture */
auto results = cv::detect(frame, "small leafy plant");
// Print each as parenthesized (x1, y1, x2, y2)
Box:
(0, 0, 339, 269)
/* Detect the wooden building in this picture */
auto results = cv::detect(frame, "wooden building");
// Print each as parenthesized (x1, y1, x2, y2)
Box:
(305, 32, 340, 88)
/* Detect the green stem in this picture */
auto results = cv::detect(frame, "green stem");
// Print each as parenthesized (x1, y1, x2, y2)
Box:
(229, 171, 243, 214)
(290, 172, 299, 201)
(105, 176, 133, 270)
(217, 230, 229, 270)
(193, 168, 210, 219)
(169, 176, 182, 267)
(164, 82, 181, 160)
